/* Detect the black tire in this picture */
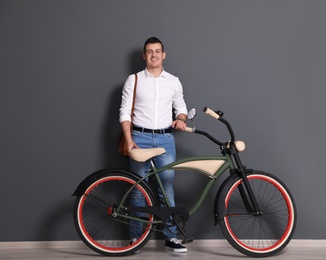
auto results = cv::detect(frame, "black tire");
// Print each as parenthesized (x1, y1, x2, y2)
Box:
(217, 171, 296, 257)
(73, 171, 156, 256)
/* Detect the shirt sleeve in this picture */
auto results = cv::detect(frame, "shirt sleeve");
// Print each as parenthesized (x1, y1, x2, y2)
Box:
(119, 74, 136, 123)
(173, 78, 188, 117)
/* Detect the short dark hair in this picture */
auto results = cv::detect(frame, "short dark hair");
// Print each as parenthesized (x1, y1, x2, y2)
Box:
(143, 37, 165, 53)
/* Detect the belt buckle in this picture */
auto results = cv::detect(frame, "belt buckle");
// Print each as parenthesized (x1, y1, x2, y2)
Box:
(152, 129, 164, 134)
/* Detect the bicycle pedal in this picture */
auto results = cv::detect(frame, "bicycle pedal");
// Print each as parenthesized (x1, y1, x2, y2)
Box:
(182, 237, 194, 244)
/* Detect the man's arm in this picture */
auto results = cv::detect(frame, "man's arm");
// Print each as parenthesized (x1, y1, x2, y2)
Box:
(121, 121, 138, 151)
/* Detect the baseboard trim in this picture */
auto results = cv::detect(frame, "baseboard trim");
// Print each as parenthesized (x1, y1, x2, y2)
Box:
(0, 239, 325, 249)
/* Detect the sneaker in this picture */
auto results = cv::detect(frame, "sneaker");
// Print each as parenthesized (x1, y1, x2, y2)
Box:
(165, 238, 187, 253)
(130, 238, 138, 244)
(130, 238, 140, 254)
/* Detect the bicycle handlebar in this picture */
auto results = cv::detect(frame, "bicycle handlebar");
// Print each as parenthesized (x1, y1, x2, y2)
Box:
(203, 107, 220, 119)
(183, 106, 236, 146)
(184, 127, 195, 133)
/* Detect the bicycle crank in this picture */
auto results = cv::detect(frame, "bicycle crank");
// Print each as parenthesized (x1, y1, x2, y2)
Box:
(124, 206, 189, 222)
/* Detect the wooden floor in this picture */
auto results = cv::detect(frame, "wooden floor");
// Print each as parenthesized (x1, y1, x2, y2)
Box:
(1, 240, 325, 260)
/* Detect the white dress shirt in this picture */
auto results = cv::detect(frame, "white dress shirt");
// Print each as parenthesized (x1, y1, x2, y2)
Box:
(119, 69, 187, 129)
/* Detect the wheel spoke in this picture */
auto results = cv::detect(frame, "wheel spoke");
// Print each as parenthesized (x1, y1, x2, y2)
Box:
(219, 172, 296, 257)
(74, 173, 155, 256)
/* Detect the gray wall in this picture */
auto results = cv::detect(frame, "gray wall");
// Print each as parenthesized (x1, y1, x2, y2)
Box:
(1, 0, 325, 241)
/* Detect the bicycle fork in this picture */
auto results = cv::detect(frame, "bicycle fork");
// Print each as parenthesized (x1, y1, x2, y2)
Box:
(232, 152, 262, 216)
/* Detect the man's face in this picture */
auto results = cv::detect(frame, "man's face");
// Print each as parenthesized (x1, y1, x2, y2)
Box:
(143, 43, 166, 70)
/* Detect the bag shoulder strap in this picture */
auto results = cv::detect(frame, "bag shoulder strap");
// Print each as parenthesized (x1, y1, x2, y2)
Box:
(130, 73, 138, 120)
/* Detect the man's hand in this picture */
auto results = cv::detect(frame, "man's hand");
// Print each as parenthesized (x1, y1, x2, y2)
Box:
(127, 140, 139, 151)
(121, 120, 139, 152)
(172, 118, 187, 130)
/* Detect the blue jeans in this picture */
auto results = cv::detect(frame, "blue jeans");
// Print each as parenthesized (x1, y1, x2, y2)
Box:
(129, 129, 177, 240)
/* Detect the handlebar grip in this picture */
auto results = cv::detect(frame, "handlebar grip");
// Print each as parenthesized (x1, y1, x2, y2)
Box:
(184, 126, 195, 133)
(203, 107, 220, 119)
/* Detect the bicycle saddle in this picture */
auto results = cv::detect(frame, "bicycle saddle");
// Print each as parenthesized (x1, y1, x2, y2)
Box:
(128, 148, 166, 162)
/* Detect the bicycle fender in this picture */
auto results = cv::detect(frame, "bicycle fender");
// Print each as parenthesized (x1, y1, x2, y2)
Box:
(72, 168, 141, 197)
(214, 176, 234, 226)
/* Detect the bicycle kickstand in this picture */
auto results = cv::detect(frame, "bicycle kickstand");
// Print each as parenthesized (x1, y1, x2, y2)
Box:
(175, 222, 194, 244)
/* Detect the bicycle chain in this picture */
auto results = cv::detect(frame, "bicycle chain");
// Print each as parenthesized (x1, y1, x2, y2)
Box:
(113, 216, 165, 233)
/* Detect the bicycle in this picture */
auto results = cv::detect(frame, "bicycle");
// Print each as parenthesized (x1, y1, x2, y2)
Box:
(72, 107, 296, 257)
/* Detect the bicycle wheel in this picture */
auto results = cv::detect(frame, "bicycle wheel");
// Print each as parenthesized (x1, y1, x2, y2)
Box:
(73, 171, 156, 256)
(217, 171, 296, 257)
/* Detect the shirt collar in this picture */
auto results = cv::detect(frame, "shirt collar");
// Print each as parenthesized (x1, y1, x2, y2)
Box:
(144, 68, 167, 78)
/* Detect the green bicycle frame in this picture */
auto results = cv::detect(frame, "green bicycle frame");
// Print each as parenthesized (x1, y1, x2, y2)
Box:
(117, 154, 234, 223)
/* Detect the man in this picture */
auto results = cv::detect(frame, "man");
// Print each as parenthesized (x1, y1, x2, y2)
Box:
(119, 37, 188, 253)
